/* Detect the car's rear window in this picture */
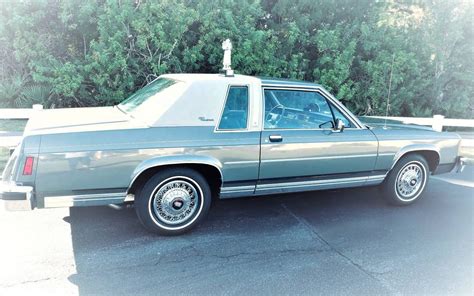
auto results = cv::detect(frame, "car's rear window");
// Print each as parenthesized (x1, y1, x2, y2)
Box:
(218, 86, 249, 130)
(118, 78, 182, 113)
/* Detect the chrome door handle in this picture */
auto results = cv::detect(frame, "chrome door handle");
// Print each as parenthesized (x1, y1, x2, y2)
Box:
(269, 135, 283, 142)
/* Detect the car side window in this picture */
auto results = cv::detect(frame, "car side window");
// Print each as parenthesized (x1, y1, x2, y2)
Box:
(264, 89, 334, 129)
(218, 86, 249, 130)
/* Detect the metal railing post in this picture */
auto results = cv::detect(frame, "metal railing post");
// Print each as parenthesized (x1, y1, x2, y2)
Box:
(432, 115, 445, 132)
(32, 104, 43, 111)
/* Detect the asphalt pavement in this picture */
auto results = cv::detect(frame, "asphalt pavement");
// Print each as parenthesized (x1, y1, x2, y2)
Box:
(0, 167, 473, 295)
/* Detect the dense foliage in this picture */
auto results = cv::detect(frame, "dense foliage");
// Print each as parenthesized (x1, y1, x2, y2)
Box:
(0, 0, 472, 118)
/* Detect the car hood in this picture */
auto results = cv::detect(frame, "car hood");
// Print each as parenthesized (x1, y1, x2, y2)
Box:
(24, 106, 145, 135)
(358, 116, 435, 131)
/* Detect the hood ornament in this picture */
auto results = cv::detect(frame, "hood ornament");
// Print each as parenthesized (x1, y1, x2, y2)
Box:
(222, 39, 234, 77)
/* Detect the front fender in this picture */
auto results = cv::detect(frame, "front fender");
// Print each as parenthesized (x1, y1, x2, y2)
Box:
(127, 154, 224, 193)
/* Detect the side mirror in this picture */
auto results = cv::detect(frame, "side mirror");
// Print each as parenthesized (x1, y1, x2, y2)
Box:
(335, 119, 345, 132)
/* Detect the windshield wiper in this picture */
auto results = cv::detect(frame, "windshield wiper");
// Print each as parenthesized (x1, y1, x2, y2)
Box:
(115, 105, 137, 120)
(115, 105, 126, 114)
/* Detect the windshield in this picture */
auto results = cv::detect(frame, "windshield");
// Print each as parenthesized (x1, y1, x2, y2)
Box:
(118, 78, 180, 113)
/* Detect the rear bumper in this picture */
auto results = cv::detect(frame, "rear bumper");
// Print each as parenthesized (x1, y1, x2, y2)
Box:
(0, 182, 34, 211)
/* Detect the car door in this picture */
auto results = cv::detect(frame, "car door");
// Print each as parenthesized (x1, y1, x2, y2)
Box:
(257, 87, 379, 194)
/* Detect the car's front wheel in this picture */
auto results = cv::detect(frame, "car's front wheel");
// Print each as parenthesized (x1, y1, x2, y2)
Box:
(382, 154, 430, 206)
(135, 168, 211, 235)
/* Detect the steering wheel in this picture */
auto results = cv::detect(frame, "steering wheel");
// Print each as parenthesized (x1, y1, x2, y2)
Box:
(266, 104, 286, 127)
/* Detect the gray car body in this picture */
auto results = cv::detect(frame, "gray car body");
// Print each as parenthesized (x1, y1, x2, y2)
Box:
(1, 74, 462, 209)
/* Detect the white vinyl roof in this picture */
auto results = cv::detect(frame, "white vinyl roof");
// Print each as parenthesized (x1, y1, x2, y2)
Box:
(133, 74, 260, 127)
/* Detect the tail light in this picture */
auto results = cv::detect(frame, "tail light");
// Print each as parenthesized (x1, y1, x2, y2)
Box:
(23, 156, 34, 175)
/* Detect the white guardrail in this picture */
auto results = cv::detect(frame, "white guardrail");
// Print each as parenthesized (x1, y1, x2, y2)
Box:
(367, 115, 474, 132)
(0, 104, 44, 119)
(0, 105, 473, 148)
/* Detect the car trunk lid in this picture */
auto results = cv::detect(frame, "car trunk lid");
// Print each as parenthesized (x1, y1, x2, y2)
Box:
(23, 106, 142, 135)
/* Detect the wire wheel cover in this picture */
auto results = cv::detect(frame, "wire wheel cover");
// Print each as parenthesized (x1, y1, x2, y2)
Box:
(396, 162, 425, 200)
(152, 179, 199, 225)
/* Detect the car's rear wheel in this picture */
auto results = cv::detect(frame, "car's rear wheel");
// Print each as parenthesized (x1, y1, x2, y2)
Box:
(135, 168, 211, 235)
(382, 154, 430, 206)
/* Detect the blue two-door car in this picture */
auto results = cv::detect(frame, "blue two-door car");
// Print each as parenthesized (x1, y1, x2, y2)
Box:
(0, 73, 466, 234)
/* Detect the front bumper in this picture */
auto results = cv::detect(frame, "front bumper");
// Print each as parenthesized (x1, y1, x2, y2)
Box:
(452, 157, 467, 173)
(0, 182, 34, 211)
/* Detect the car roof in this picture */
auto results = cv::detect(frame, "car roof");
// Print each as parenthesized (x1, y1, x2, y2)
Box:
(160, 73, 321, 88)
(138, 73, 364, 129)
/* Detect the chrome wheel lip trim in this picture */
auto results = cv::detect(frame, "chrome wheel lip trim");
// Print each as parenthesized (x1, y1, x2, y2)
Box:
(148, 176, 204, 231)
(394, 160, 427, 202)
(153, 180, 198, 225)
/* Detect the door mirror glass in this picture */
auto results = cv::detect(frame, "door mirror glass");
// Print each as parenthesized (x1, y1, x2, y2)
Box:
(329, 103, 352, 128)
(335, 119, 345, 132)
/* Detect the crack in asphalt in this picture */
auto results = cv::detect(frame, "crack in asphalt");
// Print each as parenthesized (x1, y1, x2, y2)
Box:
(280, 203, 400, 295)
(67, 240, 330, 279)
(156, 244, 329, 265)
(1, 277, 53, 288)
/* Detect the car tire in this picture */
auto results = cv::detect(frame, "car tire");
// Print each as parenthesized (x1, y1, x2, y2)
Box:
(135, 167, 211, 235)
(382, 154, 430, 206)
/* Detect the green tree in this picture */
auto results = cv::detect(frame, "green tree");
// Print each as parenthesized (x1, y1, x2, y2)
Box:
(0, 0, 472, 119)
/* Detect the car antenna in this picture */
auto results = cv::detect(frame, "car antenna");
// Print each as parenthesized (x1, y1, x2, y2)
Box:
(383, 53, 395, 129)
(222, 39, 234, 77)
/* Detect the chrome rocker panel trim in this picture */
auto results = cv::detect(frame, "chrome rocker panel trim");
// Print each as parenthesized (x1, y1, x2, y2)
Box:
(219, 174, 387, 198)
(255, 175, 386, 195)
(41, 173, 389, 204)
(44, 192, 127, 208)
